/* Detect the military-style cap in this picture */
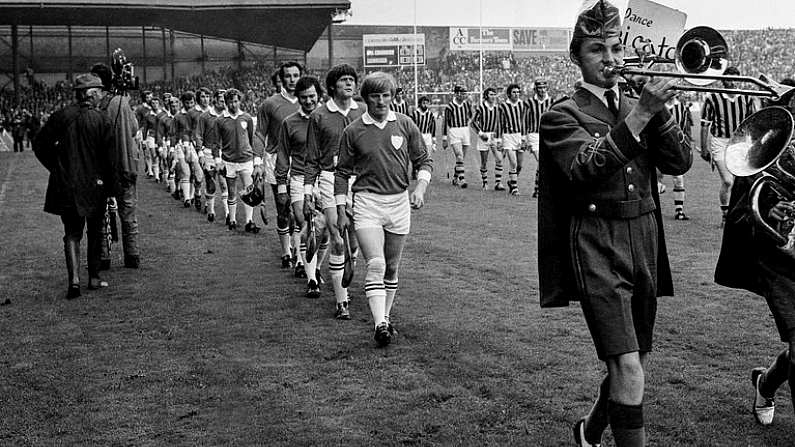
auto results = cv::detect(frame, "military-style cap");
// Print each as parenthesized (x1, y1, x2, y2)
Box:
(73, 73, 104, 90)
(573, 0, 622, 40)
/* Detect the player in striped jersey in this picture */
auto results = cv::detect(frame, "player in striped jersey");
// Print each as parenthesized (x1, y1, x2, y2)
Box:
(443, 85, 473, 188)
(662, 95, 694, 220)
(389, 87, 410, 116)
(412, 96, 436, 151)
(700, 66, 757, 225)
(525, 79, 552, 198)
(471, 87, 504, 190)
(498, 83, 527, 195)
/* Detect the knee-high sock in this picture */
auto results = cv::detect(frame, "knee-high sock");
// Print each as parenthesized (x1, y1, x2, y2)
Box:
(508, 170, 518, 191)
(480, 168, 488, 183)
(228, 198, 237, 223)
(584, 376, 610, 444)
(760, 348, 790, 397)
(329, 254, 347, 304)
(303, 242, 318, 282)
(495, 161, 503, 184)
(189, 183, 195, 200)
(608, 400, 645, 447)
(205, 194, 216, 214)
(180, 180, 191, 201)
(454, 161, 465, 181)
(243, 203, 254, 223)
(277, 227, 291, 257)
(221, 192, 229, 216)
(673, 187, 685, 213)
(384, 278, 398, 318)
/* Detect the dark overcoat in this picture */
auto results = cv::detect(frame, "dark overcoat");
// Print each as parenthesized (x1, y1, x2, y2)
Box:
(33, 102, 113, 217)
(538, 88, 693, 307)
(100, 94, 141, 192)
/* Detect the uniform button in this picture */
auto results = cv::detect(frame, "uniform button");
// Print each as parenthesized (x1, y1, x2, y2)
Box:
(626, 167, 633, 174)
(588, 204, 597, 212)
(628, 184, 635, 192)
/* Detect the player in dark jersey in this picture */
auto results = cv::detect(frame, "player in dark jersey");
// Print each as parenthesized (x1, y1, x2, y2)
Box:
(389, 87, 410, 115)
(443, 85, 473, 188)
(471, 87, 504, 190)
(526, 78, 553, 198)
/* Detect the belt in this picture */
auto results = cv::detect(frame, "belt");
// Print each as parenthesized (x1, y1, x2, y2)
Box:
(575, 196, 656, 219)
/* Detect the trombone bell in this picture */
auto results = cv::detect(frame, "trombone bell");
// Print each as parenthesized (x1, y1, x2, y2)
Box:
(675, 26, 729, 86)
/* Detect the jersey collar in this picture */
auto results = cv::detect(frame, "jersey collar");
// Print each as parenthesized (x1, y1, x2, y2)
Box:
(326, 98, 359, 114)
(362, 111, 396, 129)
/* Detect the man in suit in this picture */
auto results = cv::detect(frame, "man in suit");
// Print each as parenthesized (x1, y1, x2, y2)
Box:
(537, 1, 692, 446)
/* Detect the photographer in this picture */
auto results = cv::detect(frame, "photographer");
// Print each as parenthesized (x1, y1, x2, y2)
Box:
(91, 59, 142, 269)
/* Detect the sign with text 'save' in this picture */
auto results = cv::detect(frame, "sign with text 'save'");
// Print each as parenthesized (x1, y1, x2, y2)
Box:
(363, 34, 425, 67)
(622, 0, 687, 61)
(449, 27, 512, 51)
(511, 28, 571, 52)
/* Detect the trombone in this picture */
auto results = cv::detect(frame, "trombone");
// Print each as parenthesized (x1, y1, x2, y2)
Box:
(605, 26, 795, 99)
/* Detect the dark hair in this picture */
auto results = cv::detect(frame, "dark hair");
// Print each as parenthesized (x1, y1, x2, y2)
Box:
(506, 83, 521, 96)
(141, 90, 152, 101)
(360, 72, 396, 99)
(270, 71, 281, 88)
(295, 76, 323, 97)
(90, 63, 112, 90)
(278, 62, 304, 83)
(213, 89, 226, 100)
(419, 96, 430, 103)
(197, 87, 211, 96)
(325, 64, 358, 96)
(224, 88, 242, 103)
(482, 87, 497, 101)
(180, 91, 195, 103)
(569, 37, 584, 64)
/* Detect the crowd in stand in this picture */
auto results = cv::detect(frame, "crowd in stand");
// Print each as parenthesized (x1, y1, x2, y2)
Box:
(2, 27, 795, 150)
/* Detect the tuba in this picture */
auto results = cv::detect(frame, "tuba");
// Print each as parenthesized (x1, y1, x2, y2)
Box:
(725, 106, 795, 247)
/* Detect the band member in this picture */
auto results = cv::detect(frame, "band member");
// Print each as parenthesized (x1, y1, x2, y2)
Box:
(33, 74, 113, 298)
(443, 85, 473, 188)
(256, 62, 303, 270)
(715, 173, 795, 428)
(304, 64, 366, 313)
(412, 96, 437, 153)
(213, 88, 261, 232)
(471, 87, 504, 190)
(538, 2, 692, 446)
(195, 89, 229, 223)
(499, 83, 527, 195)
(335, 72, 432, 345)
(700, 66, 756, 225)
(389, 87, 410, 115)
(526, 78, 553, 198)
(275, 76, 326, 299)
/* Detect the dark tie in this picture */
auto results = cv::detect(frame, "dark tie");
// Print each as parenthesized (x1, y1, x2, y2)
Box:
(604, 89, 619, 117)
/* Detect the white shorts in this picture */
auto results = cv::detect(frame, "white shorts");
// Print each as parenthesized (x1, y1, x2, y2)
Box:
(289, 175, 305, 205)
(477, 132, 497, 151)
(710, 136, 729, 160)
(318, 170, 355, 209)
(447, 126, 471, 147)
(353, 191, 411, 235)
(263, 152, 277, 185)
(526, 133, 540, 152)
(502, 133, 523, 151)
(224, 160, 254, 178)
(422, 133, 434, 150)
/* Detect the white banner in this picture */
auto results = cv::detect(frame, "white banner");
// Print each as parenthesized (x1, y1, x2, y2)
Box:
(621, 0, 687, 61)
(449, 27, 512, 51)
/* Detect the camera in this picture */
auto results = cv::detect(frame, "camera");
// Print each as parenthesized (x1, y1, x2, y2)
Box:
(110, 48, 140, 94)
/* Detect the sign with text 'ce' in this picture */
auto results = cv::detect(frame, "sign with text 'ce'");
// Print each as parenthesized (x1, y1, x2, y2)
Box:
(449, 27, 512, 51)
(622, 0, 687, 61)
(363, 34, 425, 67)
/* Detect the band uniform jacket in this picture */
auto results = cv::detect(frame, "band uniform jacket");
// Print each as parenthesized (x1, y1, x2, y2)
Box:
(34, 102, 114, 217)
(538, 87, 692, 308)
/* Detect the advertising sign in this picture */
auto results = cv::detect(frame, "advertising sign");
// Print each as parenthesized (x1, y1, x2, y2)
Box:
(511, 28, 571, 52)
(449, 27, 512, 51)
(363, 34, 425, 67)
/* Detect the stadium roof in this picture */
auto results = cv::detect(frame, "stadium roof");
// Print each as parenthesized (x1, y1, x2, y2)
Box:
(0, 0, 350, 51)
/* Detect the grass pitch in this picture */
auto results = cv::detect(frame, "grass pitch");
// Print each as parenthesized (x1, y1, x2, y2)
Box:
(0, 149, 791, 446)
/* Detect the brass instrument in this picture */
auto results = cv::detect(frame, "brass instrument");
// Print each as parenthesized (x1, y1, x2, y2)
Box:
(725, 106, 795, 247)
(605, 27, 795, 99)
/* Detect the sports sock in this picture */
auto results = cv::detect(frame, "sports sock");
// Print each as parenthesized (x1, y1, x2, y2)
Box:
(365, 285, 387, 328)
(584, 376, 610, 444)
(206, 195, 215, 214)
(228, 198, 237, 223)
(384, 278, 398, 318)
(243, 203, 254, 223)
(221, 192, 229, 216)
(454, 161, 465, 182)
(760, 348, 790, 398)
(277, 227, 291, 257)
(480, 168, 488, 184)
(674, 187, 685, 213)
(508, 170, 518, 191)
(180, 181, 191, 201)
(608, 400, 645, 447)
(329, 254, 347, 304)
(303, 242, 318, 282)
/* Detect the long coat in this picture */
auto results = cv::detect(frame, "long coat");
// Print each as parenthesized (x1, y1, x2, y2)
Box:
(34, 102, 113, 217)
(99, 94, 141, 192)
(538, 88, 693, 308)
